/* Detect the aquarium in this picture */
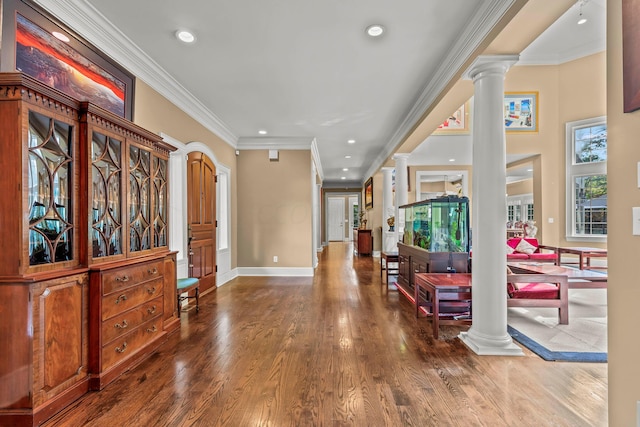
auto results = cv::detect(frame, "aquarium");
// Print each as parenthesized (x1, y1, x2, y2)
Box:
(399, 196, 470, 253)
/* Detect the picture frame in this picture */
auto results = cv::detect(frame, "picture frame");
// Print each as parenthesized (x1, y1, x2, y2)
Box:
(433, 101, 470, 135)
(504, 92, 538, 133)
(364, 177, 373, 210)
(0, 0, 135, 120)
(623, 0, 640, 112)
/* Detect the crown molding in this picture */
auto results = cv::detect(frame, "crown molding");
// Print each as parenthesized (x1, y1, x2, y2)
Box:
(33, 0, 238, 148)
(236, 136, 315, 150)
(364, 0, 517, 182)
(310, 138, 324, 182)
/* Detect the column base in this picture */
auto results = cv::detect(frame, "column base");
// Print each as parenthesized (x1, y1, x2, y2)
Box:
(458, 329, 524, 356)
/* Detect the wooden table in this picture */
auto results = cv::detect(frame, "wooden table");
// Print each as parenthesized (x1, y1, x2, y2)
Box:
(381, 251, 399, 283)
(508, 262, 608, 289)
(556, 247, 607, 269)
(414, 273, 472, 339)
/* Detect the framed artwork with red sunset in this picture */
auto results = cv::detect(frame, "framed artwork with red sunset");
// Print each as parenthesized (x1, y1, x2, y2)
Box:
(1, 0, 135, 120)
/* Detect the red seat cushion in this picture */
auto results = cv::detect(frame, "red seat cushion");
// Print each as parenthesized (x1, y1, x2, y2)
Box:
(510, 282, 559, 299)
(507, 253, 529, 260)
(528, 252, 557, 261)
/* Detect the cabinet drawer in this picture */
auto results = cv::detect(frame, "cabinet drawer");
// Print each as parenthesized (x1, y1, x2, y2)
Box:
(101, 277, 163, 321)
(102, 260, 164, 295)
(101, 316, 163, 371)
(101, 296, 163, 345)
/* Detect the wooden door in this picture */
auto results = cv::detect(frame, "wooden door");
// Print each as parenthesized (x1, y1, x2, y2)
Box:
(187, 152, 216, 293)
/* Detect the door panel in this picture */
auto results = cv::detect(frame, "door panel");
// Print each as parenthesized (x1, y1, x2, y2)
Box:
(328, 197, 345, 241)
(187, 152, 216, 293)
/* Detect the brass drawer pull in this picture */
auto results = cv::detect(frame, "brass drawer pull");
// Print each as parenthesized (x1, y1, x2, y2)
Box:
(115, 342, 127, 353)
(146, 286, 156, 295)
(115, 294, 128, 304)
(116, 275, 129, 282)
(146, 325, 158, 333)
(114, 320, 129, 329)
(147, 305, 157, 315)
(148, 267, 158, 275)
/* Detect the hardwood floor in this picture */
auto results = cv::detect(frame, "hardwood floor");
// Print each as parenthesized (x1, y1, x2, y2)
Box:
(44, 243, 607, 426)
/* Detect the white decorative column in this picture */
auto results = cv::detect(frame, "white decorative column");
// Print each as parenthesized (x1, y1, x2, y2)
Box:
(381, 167, 396, 252)
(393, 154, 410, 244)
(458, 55, 523, 356)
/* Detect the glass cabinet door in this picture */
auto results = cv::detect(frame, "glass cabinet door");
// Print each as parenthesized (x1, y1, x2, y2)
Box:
(153, 157, 168, 247)
(129, 145, 151, 252)
(27, 111, 74, 265)
(91, 131, 123, 258)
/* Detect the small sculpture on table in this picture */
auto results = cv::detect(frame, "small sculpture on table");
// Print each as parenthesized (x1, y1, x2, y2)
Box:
(358, 210, 367, 229)
(387, 215, 395, 232)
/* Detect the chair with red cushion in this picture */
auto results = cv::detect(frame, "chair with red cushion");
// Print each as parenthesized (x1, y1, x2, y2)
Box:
(506, 273, 569, 324)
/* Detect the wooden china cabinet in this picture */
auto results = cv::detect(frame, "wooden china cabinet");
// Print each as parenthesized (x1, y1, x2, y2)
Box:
(0, 73, 178, 426)
(80, 102, 179, 390)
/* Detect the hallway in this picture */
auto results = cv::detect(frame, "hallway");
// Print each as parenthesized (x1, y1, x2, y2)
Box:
(45, 242, 607, 426)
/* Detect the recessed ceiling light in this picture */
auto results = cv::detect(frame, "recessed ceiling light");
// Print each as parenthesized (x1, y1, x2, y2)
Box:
(578, 16, 587, 25)
(258, 130, 267, 135)
(449, 158, 455, 162)
(527, 169, 533, 172)
(343, 168, 349, 171)
(52, 31, 70, 43)
(345, 155, 352, 159)
(347, 139, 356, 144)
(366, 24, 385, 37)
(175, 29, 196, 43)
(341, 177, 346, 180)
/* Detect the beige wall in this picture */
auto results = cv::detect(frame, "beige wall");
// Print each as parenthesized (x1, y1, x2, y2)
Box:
(607, 1, 640, 424)
(504, 52, 606, 247)
(237, 150, 312, 267)
(132, 80, 239, 268)
(507, 178, 533, 196)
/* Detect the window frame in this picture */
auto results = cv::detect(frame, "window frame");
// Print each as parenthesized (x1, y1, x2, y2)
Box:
(565, 116, 607, 243)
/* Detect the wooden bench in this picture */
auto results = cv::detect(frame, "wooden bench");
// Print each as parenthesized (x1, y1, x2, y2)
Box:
(177, 277, 200, 313)
(507, 273, 568, 324)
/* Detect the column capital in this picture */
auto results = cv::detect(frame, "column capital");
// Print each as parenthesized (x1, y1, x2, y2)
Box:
(463, 54, 520, 82)
(392, 153, 411, 164)
(381, 167, 394, 173)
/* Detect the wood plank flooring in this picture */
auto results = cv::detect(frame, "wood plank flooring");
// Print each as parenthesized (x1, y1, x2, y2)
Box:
(44, 242, 607, 426)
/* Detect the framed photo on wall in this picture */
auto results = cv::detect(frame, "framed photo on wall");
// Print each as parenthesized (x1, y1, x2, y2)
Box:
(0, 0, 135, 120)
(504, 92, 538, 133)
(364, 177, 373, 210)
(433, 101, 470, 135)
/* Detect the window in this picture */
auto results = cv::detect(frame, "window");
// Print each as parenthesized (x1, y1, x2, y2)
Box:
(506, 194, 532, 224)
(565, 117, 607, 241)
(217, 166, 230, 250)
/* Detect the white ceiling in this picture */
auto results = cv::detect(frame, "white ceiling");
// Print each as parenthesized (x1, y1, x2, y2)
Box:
(35, 0, 604, 186)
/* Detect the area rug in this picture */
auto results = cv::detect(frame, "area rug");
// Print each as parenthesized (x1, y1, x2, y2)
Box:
(507, 288, 607, 362)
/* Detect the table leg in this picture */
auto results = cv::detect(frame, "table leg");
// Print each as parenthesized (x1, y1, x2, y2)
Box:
(432, 288, 440, 339)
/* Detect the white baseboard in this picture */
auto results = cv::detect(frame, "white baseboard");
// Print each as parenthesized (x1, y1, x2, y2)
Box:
(236, 267, 314, 277)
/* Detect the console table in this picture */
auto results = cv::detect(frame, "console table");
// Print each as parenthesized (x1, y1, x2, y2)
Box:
(353, 229, 373, 256)
(414, 273, 472, 339)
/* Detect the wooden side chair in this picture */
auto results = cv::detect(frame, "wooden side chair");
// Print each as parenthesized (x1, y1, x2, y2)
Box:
(177, 277, 200, 313)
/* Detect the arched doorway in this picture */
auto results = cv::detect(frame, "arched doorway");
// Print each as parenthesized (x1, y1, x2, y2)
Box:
(187, 152, 217, 293)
